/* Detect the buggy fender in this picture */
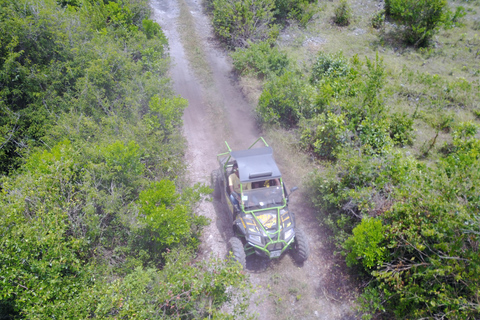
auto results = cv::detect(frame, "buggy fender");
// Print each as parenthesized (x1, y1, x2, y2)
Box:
(234, 218, 247, 236)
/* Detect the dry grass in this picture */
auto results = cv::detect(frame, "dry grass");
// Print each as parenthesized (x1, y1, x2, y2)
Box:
(239, 75, 263, 106)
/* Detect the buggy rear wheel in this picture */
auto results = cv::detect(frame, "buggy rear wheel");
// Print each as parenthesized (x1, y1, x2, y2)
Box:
(292, 228, 309, 263)
(211, 169, 221, 200)
(228, 237, 246, 269)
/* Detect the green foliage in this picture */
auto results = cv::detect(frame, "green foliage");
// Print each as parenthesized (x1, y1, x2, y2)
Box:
(103, 140, 144, 178)
(473, 109, 480, 119)
(144, 94, 188, 135)
(68, 249, 249, 319)
(310, 140, 480, 318)
(139, 180, 198, 248)
(0, 0, 250, 318)
(419, 111, 455, 156)
(259, 52, 391, 156)
(443, 5, 467, 29)
(257, 71, 315, 127)
(309, 53, 388, 154)
(385, 0, 449, 46)
(300, 112, 348, 160)
(333, 0, 352, 27)
(210, 0, 276, 47)
(0, 0, 168, 174)
(344, 217, 385, 269)
(357, 286, 386, 320)
(0, 140, 89, 316)
(310, 51, 350, 84)
(274, 0, 319, 26)
(389, 112, 415, 146)
(231, 40, 291, 78)
(374, 145, 480, 318)
(442, 121, 480, 155)
(371, 10, 385, 29)
(142, 18, 166, 40)
(358, 118, 393, 155)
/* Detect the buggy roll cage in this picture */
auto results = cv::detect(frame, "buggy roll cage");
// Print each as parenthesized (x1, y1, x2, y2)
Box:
(216, 137, 288, 210)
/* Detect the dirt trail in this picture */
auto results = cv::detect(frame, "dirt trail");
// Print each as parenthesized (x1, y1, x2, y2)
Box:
(150, 1, 357, 319)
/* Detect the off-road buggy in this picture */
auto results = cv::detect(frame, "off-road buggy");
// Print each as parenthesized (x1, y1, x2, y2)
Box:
(211, 137, 309, 268)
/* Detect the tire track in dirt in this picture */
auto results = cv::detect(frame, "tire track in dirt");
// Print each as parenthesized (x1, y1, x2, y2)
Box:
(151, 1, 358, 319)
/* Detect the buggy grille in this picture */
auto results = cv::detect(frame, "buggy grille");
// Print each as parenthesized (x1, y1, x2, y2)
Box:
(267, 242, 284, 251)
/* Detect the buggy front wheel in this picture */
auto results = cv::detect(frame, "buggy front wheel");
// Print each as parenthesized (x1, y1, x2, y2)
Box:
(292, 228, 309, 263)
(228, 237, 246, 269)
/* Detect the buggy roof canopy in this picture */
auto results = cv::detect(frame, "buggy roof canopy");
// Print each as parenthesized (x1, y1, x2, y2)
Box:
(230, 147, 282, 183)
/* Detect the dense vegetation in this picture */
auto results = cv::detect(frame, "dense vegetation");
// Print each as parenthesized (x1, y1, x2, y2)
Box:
(206, 0, 318, 47)
(0, 0, 246, 318)
(212, 0, 480, 318)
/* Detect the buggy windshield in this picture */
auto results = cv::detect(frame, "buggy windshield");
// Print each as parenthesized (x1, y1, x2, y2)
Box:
(241, 186, 284, 210)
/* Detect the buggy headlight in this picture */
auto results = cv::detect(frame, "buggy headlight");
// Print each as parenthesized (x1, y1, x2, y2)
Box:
(284, 228, 294, 242)
(248, 234, 262, 244)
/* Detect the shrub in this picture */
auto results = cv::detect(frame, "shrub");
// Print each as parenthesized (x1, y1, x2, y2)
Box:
(310, 51, 350, 84)
(333, 0, 352, 26)
(211, 0, 276, 47)
(358, 118, 392, 155)
(300, 112, 348, 160)
(339, 54, 387, 133)
(138, 181, 210, 250)
(385, 0, 449, 46)
(310, 142, 480, 318)
(230, 40, 290, 77)
(344, 217, 386, 269)
(274, 0, 319, 26)
(142, 18, 167, 41)
(389, 112, 415, 146)
(257, 71, 315, 127)
(371, 10, 385, 29)
(444, 121, 480, 154)
(443, 6, 467, 29)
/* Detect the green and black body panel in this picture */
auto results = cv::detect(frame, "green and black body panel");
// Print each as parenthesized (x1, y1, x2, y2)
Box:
(234, 206, 296, 258)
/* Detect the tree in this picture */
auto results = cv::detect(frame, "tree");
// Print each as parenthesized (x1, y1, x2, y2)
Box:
(385, 0, 448, 46)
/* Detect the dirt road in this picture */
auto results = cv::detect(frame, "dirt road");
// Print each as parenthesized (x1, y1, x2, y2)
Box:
(151, 1, 357, 318)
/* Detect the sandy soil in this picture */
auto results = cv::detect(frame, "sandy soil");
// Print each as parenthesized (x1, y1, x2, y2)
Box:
(150, 1, 358, 318)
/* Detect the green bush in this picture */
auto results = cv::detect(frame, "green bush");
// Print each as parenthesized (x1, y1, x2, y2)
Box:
(310, 51, 350, 84)
(211, 0, 276, 47)
(300, 112, 348, 160)
(230, 40, 290, 77)
(344, 217, 386, 269)
(139, 180, 193, 247)
(142, 18, 167, 41)
(274, 0, 319, 26)
(371, 10, 385, 29)
(443, 121, 480, 155)
(389, 112, 415, 146)
(358, 118, 393, 155)
(333, 0, 352, 26)
(385, 0, 449, 46)
(310, 141, 480, 318)
(257, 71, 315, 127)
(68, 249, 248, 319)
